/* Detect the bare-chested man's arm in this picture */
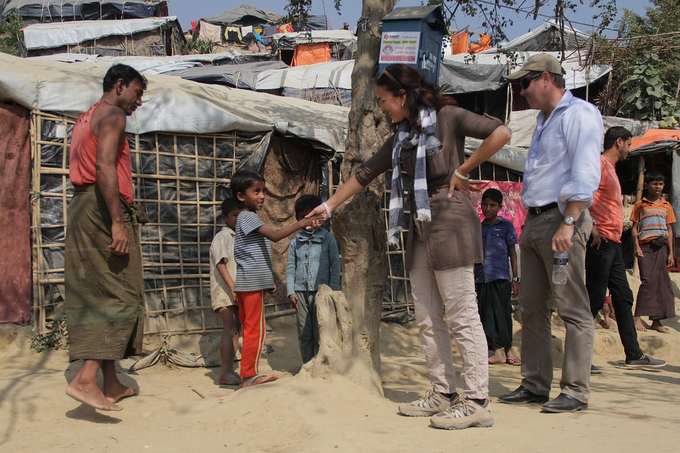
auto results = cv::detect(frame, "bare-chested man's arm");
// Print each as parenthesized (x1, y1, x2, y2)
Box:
(95, 108, 129, 256)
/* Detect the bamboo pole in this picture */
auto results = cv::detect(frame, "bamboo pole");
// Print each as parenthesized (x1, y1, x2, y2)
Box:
(636, 156, 646, 202)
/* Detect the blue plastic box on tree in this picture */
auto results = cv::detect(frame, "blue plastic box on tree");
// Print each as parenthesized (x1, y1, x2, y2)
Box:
(378, 5, 447, 87)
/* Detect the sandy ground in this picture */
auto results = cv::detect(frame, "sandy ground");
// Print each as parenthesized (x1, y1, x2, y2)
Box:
(2, 301, 680, 453)
(2, 272, 680, 453)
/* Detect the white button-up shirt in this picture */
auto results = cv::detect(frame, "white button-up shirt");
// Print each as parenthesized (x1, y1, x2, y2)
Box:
(522, 91, 603, 213)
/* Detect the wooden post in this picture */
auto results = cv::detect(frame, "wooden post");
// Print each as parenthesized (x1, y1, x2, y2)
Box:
(636, 156, 646, 202)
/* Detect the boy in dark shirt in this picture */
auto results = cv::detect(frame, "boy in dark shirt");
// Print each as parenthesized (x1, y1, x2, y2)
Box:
(475, 189, 520, 366)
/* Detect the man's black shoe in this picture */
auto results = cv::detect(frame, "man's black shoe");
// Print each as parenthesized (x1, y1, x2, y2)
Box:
(498, 386, 549, 404)
(541, 394, 587, 413)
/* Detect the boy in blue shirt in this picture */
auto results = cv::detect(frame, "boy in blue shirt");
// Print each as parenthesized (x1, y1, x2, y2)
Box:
(475, 189, 520, 366)
(286, 195, 341, 364)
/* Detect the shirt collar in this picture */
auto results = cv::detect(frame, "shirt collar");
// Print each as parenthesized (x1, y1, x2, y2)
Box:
(537, 90, 573, 126)
(298, 228, 325, 243)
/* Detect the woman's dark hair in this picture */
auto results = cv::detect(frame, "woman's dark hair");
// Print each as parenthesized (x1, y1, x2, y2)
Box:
(295, 194, 322, 220)
(103, 64, 147, 92)
(221, 198, 241, 218)
(230, 170, 265, 201)
(376, 64, 457, 131)
(603, 126, 632, 150)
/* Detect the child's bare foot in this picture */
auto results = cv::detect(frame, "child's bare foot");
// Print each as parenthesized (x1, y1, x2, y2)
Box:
(488, 351, 505, 365)
(239, 373, 278, 389)
(650, 320, 669, 333)
(634, 317, 649, 332)
(66, 383, 122, 411)
(218, 371, 241, 386)
(104, 381, 137, 404)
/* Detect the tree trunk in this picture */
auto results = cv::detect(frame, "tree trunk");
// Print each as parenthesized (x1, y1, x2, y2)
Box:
(317, 0, 396, 394)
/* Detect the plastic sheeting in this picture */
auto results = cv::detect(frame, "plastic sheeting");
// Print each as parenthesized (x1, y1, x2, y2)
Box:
(257, 59, 353, 90)
(439, 59, 506, 94)
(2, 0, 164, 20)
(0, 53, 349, 156)
(30, 50, 273, 73)
(23, 16, 180, 50)
(444, 51, 611, 91)
(168, 60, 288, 89)
(291, 42, 331, 66)
(497, 20, 591, 52)
(0, 103, 31, 324)
(272, 30, 357, 48)
(202, 5, 280, 26)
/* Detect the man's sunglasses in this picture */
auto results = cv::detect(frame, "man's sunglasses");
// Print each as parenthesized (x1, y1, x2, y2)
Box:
(518, 72, 543, 90)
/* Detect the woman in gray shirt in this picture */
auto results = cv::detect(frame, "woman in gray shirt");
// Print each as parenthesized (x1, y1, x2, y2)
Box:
(308, 64, 511, 430)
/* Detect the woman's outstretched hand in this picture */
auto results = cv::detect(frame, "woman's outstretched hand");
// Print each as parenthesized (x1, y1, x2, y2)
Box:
(306, 201, 332, 222)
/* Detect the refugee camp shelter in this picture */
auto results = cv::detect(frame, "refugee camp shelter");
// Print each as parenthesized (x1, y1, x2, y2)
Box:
(621, 129, 680, 238)
(0, 52, 349, 353)
(272, 30, 357, 66)
(198, 4, 281, 44)
(22, 16, 185, 57)
(440, 21, 608, 119)
(1, 0, 167, 23)
(31, 49, 277, 74)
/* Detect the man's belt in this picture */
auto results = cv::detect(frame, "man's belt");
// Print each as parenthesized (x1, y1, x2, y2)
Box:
(527, 202, 558, 216)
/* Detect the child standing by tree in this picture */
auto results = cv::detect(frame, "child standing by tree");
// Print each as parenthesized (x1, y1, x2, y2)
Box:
(209, 198, 242, 386)
(286, 195, 341, 364)
(231, 170, 321, 387)
(475, 189, 520, 366)
(632, 172, 676, 333)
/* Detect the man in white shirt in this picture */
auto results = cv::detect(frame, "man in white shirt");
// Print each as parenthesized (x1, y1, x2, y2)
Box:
(498, 54, 602, 413)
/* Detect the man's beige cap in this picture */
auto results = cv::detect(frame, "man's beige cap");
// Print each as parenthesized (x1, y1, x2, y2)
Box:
(506, 53, 566, 80)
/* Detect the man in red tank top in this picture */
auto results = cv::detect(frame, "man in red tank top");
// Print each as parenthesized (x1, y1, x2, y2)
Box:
(64, 64, 146, 411)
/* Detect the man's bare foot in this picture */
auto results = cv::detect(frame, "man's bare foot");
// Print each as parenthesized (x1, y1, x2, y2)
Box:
(219, 371, 241, 386)
(634, 318, 649, 332)
(66, 383, 122, 411)
(104, 383, 137, 404)
(650, 321, 669, 333)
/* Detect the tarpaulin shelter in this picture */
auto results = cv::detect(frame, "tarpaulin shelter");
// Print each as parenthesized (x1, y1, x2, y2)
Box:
(442, 51, 611, 93)
(497, 20, 591, 52)
(272, 30, 356, 65)
(198, 4, 281, 44)
(0, 52, 348, 350)
(22, 16, 185, 57)
(168, 60, 288, 89)
(31, 50, 276, 74)
(291, 42, 331, 66)
(1, 0, 167, 23)
(202, 4, 281, 27)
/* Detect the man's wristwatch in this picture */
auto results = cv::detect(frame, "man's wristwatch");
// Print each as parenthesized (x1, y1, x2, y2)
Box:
(563, 215, 576, 226)
(512, 277, 520, 283)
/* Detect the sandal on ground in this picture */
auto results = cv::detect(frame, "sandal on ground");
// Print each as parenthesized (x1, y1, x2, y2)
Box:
(239, 374, 278, 389)
(506, 355, 521, 366)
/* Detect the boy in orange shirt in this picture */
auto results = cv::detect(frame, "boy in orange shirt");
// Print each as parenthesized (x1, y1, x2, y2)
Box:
(632, 172, 676, 332)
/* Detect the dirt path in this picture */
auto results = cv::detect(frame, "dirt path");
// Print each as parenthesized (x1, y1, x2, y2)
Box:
(1, 315, 679, 453)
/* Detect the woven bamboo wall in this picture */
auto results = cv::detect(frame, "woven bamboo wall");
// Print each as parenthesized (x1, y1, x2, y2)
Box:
(30, 110, 276, 336)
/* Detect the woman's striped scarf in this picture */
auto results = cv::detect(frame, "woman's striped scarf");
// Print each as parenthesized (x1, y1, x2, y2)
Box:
(387, 108, 441, 247)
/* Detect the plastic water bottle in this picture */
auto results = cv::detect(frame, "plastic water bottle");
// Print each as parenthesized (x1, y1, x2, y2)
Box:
(552, 251, 569, 285)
